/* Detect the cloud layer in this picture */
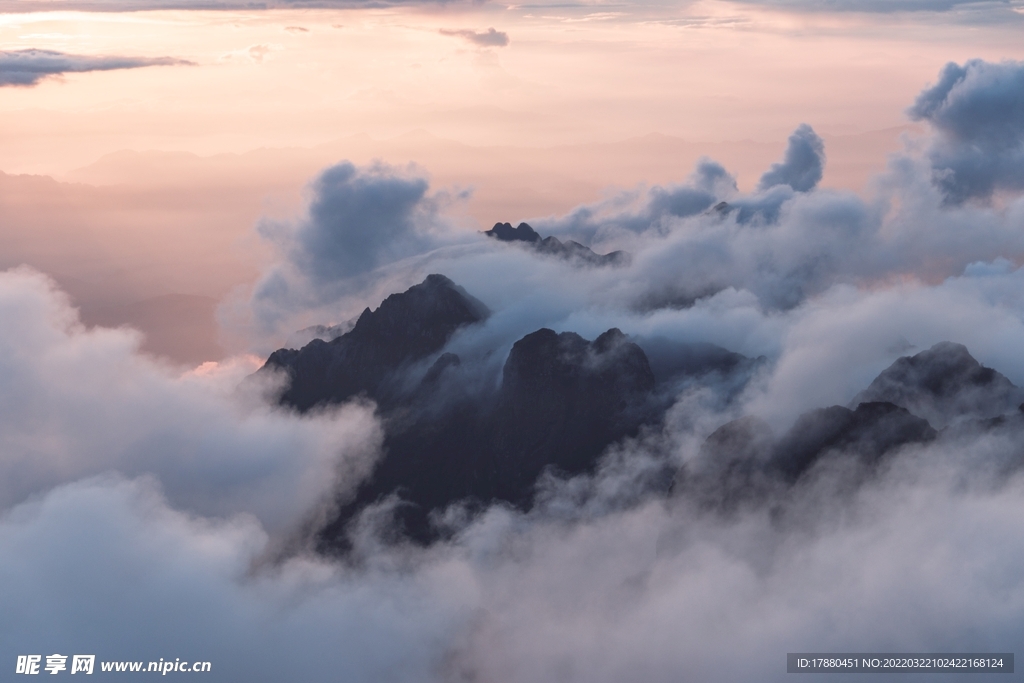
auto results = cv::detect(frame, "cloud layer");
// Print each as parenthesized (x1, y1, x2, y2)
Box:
(0, 267, 382, 534)
(0, 49, 191, 87)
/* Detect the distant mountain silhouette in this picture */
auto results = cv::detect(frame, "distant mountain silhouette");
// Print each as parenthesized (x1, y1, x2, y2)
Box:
(485, 221, 627, 266)
(484, 221, 541, 243)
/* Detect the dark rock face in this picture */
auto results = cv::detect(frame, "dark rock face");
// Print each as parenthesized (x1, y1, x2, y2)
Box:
(679, 343, 1024, 511)
(262, 274, 1021, 545)
(636, 337, 765, 406)
(770, 401, 936, 482)
(535, 236, 628, 266)
(676, 416, 776, 511)
(260, 266, 1024, 547)
(485, 221, 626, 266)
(255, 274, 763, 546)
(639, 338, 750, 383)
(852, 342, 1024, 427)
(489, 328, 655, 500)
(261, 274, 488, 411)
(701, 416, 775, 465)
(322, 327, 660, 545)
(485, 221, 541, 242)
(680, 403, 936, 510)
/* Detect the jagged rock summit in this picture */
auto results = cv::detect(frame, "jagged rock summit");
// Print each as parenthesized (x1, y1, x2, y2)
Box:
(485, 221, 627, 266)
(260, 280, 1024, 546)
(320, 325, 662, 545)
(679, 341, 1024, 511)
(851, 341, 1024, 427)
(255, 275, 761, 547)
(261, 273, 488, 411)
(681, 402, 936, 510)
(485, 221, 541, 243)
(770, 401, 936, 482)
(489, 328, 656, 498)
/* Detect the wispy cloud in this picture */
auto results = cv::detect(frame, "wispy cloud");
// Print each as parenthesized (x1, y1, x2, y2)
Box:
(0, 0, 462, 10)
(439, 27, 510, 47)
(0, 49, 192, 87)
(729, 0, 1024, 20)
(0, 0, 1018, 16)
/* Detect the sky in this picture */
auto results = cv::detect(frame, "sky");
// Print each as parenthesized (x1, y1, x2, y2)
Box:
(1, 0, 1022, 358)
(2, 0, 1024, 335)
(4, 0, 1024, 681)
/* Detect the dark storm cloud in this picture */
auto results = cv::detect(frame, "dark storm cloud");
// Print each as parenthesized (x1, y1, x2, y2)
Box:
(438, 28, 510, 47)
(0, 49, 191, 87)
(909, 59, 1024, 203)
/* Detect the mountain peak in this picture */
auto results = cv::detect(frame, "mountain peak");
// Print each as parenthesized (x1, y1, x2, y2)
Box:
(261, 274, 488, 411)
(485, 221, 540, 243)
(485, 221, 626, 266)
(852, 341, 1024, 427)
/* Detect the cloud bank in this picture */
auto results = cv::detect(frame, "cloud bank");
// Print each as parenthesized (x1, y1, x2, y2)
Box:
(0, 49, 191, 87)
(0, 267, 382, 535)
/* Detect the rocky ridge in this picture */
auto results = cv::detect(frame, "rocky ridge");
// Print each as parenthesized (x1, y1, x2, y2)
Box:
(484, 221, 627, 266)
(257, 274, 756, 547)
(256, 275, 1024, 549)
(679, 342, 1024, 512)
(262, 274, 488, 412)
